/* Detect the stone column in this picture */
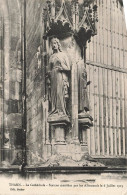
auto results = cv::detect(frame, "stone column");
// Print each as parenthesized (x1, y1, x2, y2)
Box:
(71, 58, 79, 142)
(2, 5, 10, 167)
(78, 114, 93, 156)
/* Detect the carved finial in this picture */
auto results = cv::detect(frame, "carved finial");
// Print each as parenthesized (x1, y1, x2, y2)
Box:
(71, 0, 79, 30)
(46, 0, 55, 19)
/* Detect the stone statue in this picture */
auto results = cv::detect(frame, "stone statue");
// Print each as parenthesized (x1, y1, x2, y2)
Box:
(77, 59, 89, 114)
(47, 37, 70, 117)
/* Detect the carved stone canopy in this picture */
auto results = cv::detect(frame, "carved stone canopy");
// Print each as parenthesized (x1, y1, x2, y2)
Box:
(43, 0, 98, 44)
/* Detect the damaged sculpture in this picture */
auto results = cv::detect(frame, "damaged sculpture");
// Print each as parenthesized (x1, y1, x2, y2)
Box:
(47, 37, 70, 120)
(40, 0, 106, 169)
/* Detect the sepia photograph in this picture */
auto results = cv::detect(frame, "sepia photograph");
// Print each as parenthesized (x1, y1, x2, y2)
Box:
(0, 0, 127, 194)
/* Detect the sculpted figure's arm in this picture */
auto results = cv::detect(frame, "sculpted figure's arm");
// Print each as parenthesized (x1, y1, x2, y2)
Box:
(61, 54, 70, 71)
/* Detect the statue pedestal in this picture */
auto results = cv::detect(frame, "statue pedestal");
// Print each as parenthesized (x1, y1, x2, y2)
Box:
(78, 112, 93, 156)
(47, 114, 70, 154)
(78, 112, 93, 126)
(54, 124, 65, 143)
(51, 122, 67, 144)
(44, 112, 105, 168)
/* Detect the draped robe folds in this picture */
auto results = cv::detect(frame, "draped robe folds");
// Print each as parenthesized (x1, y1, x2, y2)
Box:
(48, 52, 70, 116)
(77, 59, 89, 112)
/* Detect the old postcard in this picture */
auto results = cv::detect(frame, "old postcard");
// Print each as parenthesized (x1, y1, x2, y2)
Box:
(0, 0, 127, 194)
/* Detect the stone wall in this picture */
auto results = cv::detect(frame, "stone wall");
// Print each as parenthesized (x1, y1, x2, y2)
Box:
(0, 0, 23, 166)
(26, 0, 51, 166)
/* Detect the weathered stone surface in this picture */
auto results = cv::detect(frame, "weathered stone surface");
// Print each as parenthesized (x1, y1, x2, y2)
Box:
(33, 154, 105, 168)
(6, 113, 22, 129)
(25, 0, 46, 166)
